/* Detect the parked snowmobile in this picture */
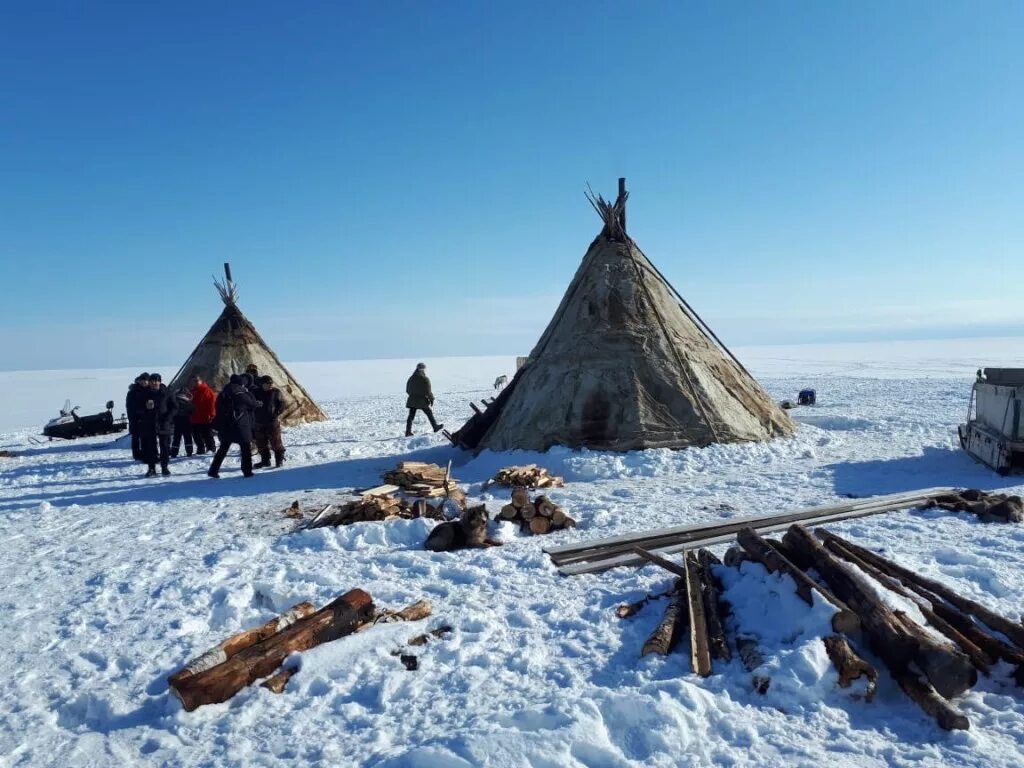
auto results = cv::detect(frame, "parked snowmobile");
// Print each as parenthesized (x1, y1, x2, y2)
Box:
(42, 400, 128, 440)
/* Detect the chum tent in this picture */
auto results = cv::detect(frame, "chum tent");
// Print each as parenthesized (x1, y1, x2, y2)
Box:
(169, 265, 327, 427)
(452, 180, 794, 452)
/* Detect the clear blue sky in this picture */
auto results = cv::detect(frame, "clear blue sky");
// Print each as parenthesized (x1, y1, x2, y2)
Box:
(1, 2, 1021, 370)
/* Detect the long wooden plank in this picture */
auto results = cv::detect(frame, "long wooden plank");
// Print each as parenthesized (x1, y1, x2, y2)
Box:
(557, 502, 945, 576)
(545, 488, 953, 559)
(552, 493, 948, 568)
(685, 551, 712, 677)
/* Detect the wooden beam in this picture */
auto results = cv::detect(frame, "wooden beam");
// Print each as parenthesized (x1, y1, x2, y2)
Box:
(684, 551, 712, 677)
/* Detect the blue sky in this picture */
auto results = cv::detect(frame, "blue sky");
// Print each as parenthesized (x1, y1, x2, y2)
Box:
(1, 2, 1021, 370)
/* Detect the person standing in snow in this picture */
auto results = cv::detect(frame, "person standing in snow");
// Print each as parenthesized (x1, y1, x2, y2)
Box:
(125, 372, 149, 462)
(405, 362, 443, 436)
(188, 375, 218, 454)
(135, 373, 177, 477)
(208, 374, 260, 478)
(169, 388, 195, 457)
(253, 375, 286, 469)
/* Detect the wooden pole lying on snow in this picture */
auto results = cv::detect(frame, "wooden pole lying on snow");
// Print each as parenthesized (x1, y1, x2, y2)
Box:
(641, 580, 689, 657)
(697, 549, 731, 662)
(823, 634, 877, 700)
(170, 589, 375, 711)
(684, 551, 713, 677)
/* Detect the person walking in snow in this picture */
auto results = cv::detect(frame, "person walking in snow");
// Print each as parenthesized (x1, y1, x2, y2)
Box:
(188, 375, 218, 454)
(125, 372, 149, 462)
(405, 363, 443, 436)
(134, 373, 177, 477)
(207, 374, 260, 478)
(170, 388, 195, 457)
(253, 375, 286, 469)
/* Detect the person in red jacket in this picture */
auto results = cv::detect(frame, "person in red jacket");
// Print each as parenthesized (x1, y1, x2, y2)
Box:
(189, 375, 218, 454)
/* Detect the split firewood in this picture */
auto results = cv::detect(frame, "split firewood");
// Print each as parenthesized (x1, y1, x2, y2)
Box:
(488, 465, 565, 489)
(783, 525, 977, 700)
(364, 599, 433, 627)
(684, 551, 712, 677)
(737, 527, 860, 635)
(817, 529, 1024, 651)
(697, 549, 731, 662)
(170, 589, 375, 711)
(642, 579, 688, 656)
(261, 667, 296, 694)
(383, 462, 466, 505)
(822, 634, 877, 701)
(168, 602, 316, 688)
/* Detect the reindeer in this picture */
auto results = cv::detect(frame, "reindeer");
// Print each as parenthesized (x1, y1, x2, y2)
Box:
(493, 375, 508, 390)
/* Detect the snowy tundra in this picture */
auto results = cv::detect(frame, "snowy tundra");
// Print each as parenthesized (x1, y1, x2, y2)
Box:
(1, 338, 1024, 767)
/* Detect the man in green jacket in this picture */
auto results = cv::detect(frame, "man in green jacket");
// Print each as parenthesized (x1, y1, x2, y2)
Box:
(405, 362, 443, 436)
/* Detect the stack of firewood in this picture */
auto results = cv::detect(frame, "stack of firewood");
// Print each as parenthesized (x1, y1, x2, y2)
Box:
(382, 461, 466, 506)
(622, 524, 1024, 731)
(487, 464, 565, 489)
(305, 494, 454, 529)
(497, 488, 576, 535)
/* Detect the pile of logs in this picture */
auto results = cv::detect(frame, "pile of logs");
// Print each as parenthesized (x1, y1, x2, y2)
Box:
(626, 524, 1024, 731)
(382, 461, 467, 506)
(497, 488, 576, 535)
(305, 495, 452, 529)
(168, 591, 435, 710)
(925, 488, 1024, 523)
(486, 464, 565, 490)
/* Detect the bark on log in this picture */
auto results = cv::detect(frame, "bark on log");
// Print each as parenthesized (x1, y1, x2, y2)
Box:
(530, 517, 552, 535)
(641, 580, 689, 657)
(168, 602, 317, 688)
(824, 538, 993, 673)
(817, 529, 1024, 651)
(170, 589, 374, 711)
(783, 525, 976, 700)
(697, 549, 731, 661)
(685, 551, 712, 676)
(893, 667, 970, 731)
(737, 527, 860, 635)
(823, 634, 877, 701)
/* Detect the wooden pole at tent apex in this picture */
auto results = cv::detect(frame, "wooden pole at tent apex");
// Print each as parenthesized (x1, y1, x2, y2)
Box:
(618, 177, 627, 233)
(224, 262, 233, 288)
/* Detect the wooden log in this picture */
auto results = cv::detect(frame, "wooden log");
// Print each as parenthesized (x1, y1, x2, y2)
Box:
(498, 503, 519, 521)
(822, 634, 877, 701)
(817, 530, 1024, 651)
(261, 667, 296, 694)
(684, 551, 712, 677)
(170, 589, 374, 711)
(551, 507, 567, 527)
(561, 515, 577, 529)
(723, 545, 750, 567)
(697, 549, 731, 661)
(168, 602, 317, 687)
(520, 504, 537, 521)
(737, 635, 770, 694)
(892, 667, 970, 731)
(823, 537, 993, 674)
(535, 496, 555, 518)
(632, 546, 687, 579)
(511, 488, 531, 509)
(783, 525, 976, 700)
(641, 580, 688, 656)
(407, 626, 453, 647)
(391, 600, 432, 623)
(736, 527, 860, 635)
(530, 517, 552, 535)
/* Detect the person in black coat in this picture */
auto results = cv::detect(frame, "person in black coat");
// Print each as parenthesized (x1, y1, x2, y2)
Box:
(253, 375, 286, 469)
(208, 374, 260, 479)
(134, 373, 177, 477)
(126, 373, 149, 462)
(170, 388, 195, 457)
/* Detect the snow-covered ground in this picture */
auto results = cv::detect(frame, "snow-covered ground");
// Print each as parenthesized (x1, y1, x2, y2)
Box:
(1, 339, 1024, 767)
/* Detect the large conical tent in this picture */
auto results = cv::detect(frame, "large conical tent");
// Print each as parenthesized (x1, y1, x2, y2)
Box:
(169, 265, 327, 426)
(453, 180, 794, 452)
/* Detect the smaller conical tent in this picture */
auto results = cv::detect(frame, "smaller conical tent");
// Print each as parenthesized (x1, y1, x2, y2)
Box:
(169, 265, 327, 426)
(452, 180, 794, 452)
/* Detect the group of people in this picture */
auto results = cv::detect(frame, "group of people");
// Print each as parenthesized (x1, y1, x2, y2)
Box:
(125, 364, 287, 479)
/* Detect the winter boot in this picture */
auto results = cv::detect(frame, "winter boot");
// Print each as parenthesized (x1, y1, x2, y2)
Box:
(432, 423, 445, 433)
(145, 465, 157, 478)
(254, 450, 271, 469)
(161, 463, 171, 477)
(207, 470, 219, 479)
(274, 450, 285, 468)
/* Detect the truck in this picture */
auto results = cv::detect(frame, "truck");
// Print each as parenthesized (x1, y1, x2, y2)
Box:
(959, 368, 1024, 475)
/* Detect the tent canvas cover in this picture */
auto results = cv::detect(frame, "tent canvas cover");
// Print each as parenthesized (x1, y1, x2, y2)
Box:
(453, 181, 794, 452)
(169, 267, 327, 427)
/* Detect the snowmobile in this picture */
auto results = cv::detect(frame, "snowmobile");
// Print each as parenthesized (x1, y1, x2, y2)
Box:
(959, 368, 1024, 475)
(42, 399, 128, 440)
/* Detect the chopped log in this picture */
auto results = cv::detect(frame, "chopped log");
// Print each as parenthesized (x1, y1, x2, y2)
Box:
(519, 504, 537, 521)
(723, 545, 749, 567)
(817, 529, 1024, 651)
(736, 527, 860, 635)
(535, 496, 556, 518)
(261, 667, 296, 694)
(170, 589, 374, 711)
(305, 504, 335, 529)
(551, 507, 567, 526)
(168, 602, 317, 688)
(530, 517, 552, 535)
(823, 537, 993, 673)
(641, 580, 688, 656)
(391, 600, 432, 623)
(784, 525, 976, 700)
(498, 504, 519, 521)
(822, 634, 877, 701)
(892, 667, 970, 730)
(697, 549, 731, 661)
(684, 551, 712, 677)
(736, 635, 770, 693)
(511, 488, 531, 509)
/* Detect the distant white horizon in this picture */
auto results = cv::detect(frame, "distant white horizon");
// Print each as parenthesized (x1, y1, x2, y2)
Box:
(1, 335, 1021, 434)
